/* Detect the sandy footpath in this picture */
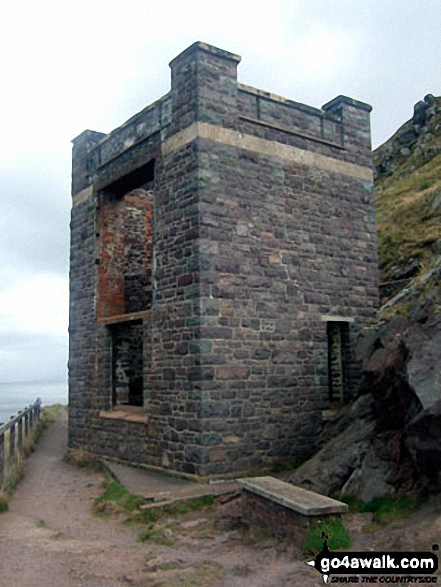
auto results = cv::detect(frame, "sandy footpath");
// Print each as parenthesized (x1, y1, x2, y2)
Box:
(0, 411, 440, 586)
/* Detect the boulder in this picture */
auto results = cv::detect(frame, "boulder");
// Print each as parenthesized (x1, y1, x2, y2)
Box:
(405, 400, 441, 492)
(289, 310, 440, 501)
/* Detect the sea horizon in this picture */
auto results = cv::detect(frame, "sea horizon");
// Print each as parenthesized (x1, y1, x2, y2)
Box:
(0, 381, 68, 425)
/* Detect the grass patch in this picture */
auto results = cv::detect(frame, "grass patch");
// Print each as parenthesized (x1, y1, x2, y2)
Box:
(133, 495, 215, 526)
(162, 495, 214, 517)
(94, 475, 214, 521)
(0, 495, 9, 513)
(93, 473, 148, 516)
(419, 180, 435, 191)
(359, 495, 423, 526)
(375, 151, 441, 282)
(63, 448, 105, 472)
(233, 563, 254, 577)
(31, 404, 63, 446)
(3, 455, 25, 495)
(138, 525, 177, 546)
(302, 518, 351, 553)
(36, 519, 47, 528)
(147, 562, 224, 587)
(340, 494, 424, 533)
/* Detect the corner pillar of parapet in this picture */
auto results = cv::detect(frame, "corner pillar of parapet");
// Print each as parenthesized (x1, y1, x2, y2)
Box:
(71, 129, 106, 196)
(168, 41, 242, 132)
(322, 95, 373, 155)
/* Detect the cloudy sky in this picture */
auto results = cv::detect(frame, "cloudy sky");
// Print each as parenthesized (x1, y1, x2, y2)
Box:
(1, 0, 440, 384)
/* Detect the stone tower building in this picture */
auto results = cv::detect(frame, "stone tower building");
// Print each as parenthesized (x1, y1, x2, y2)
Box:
(69, 42, 378, 478)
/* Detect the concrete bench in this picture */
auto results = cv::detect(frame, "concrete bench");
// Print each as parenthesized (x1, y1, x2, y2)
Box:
(238, 476, 348, 543)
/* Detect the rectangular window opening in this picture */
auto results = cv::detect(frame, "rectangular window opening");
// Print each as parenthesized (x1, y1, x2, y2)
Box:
(327, 321, 350, 407)
(110, 321, 144, 407)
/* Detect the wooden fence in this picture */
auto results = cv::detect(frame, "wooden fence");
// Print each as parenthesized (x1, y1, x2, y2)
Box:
(0, 399, 41, 490)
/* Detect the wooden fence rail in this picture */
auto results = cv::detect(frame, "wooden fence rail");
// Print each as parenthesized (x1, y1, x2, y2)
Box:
(0, 399, 41, 490)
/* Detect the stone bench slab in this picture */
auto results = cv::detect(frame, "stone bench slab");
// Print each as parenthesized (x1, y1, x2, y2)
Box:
(237, 476, 348, 516)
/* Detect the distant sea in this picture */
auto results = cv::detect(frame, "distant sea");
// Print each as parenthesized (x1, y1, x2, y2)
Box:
(0, 381, 68, 425)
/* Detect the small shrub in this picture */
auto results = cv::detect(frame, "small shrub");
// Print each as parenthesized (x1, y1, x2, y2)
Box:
(138, 526, 176, 546)
(0, 494, 9, 513)
(302, 518, 351, 553)
(36, 519, 47, 528)
(4, 455, 25, 495)
(64, 449, 104, 472)
(419, 180, 434, 191)
(233, 564, 252, 577)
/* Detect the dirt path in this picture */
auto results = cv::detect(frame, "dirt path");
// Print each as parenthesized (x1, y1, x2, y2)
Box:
(0, 412, 318, 586)
(0, 412, 440, 586)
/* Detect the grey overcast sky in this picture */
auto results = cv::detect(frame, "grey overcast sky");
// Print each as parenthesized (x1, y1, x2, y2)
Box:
(0, 0, 440, 383)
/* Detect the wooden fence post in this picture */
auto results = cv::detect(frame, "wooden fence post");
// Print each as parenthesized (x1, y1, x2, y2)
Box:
(9, 421, 16, 464)
(0, 429, 4, 488)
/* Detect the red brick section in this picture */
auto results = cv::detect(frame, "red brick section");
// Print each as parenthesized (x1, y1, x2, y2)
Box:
(97, 194, 125, 319)
(97, 190, 153, 319)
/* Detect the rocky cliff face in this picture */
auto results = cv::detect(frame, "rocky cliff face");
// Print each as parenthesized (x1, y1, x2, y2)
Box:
(289, 97, 441, 501)
(374, 94, 441, 180)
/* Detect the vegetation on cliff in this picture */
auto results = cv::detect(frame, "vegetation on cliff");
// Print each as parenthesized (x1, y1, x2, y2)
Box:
(374, 95, 441, 285)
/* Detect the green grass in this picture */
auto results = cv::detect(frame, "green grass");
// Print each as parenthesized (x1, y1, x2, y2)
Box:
(138, 525, 177, 546)
(94, 473, 148, 516)
(340, 494, 424, 533)
(302, 518, 351, 553)
(63, 449, 105, 472)
(358, 495, 423, 526)
(375, 150, 441, 282)
(0, 495, 8, 513)
(94, 473, 215, 526)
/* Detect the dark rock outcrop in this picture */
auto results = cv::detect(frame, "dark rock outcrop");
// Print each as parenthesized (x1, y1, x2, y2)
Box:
(289, 309, 441, 501)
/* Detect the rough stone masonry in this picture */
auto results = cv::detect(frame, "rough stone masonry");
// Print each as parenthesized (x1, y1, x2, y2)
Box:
(68, 42, 379, 478)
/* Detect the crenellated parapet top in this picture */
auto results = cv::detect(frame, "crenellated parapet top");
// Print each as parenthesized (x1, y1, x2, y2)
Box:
(72, 41, 372, 196)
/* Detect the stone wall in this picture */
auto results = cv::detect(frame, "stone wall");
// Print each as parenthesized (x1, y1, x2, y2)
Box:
(69, 42, 378, 478)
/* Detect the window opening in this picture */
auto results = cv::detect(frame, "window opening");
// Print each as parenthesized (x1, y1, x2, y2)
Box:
(327, 321, 349, 406)
(111, 321, 144, 407)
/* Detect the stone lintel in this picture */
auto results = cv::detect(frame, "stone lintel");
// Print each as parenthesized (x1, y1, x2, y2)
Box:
(98, 309, 151, 326)
(320, 315, 355, 323)
(237, 476, 348, 516)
